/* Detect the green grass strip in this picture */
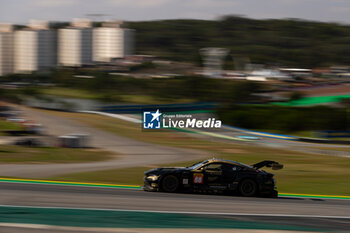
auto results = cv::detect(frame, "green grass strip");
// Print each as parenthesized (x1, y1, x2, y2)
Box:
(274, 94, 350, 106)
(279, 193, 350, 200)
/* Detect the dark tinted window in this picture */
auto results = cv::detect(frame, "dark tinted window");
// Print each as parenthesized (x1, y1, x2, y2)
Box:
(201, 163, 222, 171)
(222, 164, 241, 172)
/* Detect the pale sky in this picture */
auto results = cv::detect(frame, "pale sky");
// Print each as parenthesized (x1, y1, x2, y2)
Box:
(1, 0, 350, 24)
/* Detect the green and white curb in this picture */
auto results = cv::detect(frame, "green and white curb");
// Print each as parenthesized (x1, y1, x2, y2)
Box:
(0, 205, 329, 231)
(0, 178, 349, 200)
(278, 192, 350, 200)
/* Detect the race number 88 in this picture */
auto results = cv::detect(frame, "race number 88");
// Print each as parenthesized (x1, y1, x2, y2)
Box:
(193, 174, 204, 184)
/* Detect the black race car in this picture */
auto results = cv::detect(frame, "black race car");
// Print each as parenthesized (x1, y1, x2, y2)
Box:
(143, 158, 283, 197)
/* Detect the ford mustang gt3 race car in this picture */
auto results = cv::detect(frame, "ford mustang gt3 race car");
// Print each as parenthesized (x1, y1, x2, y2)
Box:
(143, 158, 283, 197)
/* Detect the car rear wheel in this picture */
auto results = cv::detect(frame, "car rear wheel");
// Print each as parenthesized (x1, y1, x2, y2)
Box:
(239, 179, 257, 197)
(161, 175, 179, 193)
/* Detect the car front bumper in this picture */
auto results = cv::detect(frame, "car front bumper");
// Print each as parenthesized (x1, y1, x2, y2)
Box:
(143, 177, 160, 191)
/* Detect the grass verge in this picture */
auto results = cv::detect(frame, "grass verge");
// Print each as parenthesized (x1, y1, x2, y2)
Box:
(39, 87, 195, 104)
(0, 119, 24, 135)
(0, 145, 114, 163)
(40, 87, 100, 100)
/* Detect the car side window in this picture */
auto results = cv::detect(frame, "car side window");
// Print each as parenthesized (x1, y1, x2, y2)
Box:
(231, 166, 241, 171)
(202, 163, 222, 171)
(221, 164, 241, 172)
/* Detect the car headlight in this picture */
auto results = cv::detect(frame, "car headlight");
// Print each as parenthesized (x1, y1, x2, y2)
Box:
(146, 175, 159, 181)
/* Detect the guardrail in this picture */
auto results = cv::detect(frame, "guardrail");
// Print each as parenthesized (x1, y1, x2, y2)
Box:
(99, 102, 218, 114)
(223, 125, 298, 140)
(298, 137, 350, 145)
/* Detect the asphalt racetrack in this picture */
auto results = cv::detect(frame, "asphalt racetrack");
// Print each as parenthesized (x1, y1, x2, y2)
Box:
(0, 181, 349, 232)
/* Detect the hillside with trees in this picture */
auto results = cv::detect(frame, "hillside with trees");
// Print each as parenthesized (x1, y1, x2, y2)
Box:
(128, 16, 350, 68)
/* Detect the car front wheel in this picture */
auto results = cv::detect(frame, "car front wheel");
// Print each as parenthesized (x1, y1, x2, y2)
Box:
(161, 175, 179, 193)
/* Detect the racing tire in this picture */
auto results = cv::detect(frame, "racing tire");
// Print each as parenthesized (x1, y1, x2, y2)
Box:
(161, 175, 180, 193)
(269, 190, 278, 198)
(239, 179, 258, 197)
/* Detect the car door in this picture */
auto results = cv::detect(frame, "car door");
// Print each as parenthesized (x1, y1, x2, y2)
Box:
(197, 163, 226, 190)
(191, 163, 222, 188)
(204, 163, 223, 185)
(221, 164, 241, 189)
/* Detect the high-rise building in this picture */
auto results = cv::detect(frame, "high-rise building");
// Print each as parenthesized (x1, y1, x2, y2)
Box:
(0, 24, 14, 76)
(93, 21, 134, 62)
(58, 18, 93, 67)
(14, 20, 57, 73)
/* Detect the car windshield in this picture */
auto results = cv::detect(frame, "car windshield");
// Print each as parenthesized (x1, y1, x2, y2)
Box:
(187, 160, 209, 170)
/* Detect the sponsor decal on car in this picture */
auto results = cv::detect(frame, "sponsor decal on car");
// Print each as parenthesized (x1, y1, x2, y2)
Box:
(193, 173, 204, 184)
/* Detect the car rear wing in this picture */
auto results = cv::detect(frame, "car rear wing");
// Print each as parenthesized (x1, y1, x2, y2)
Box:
(252, 160, 283, 170)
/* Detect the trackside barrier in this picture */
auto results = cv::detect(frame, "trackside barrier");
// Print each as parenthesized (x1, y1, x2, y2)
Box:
(99, 102, 218, 114)
(224, 125, 350, 145)
(223, 125, 297, 140)
(298, 137, 350, 145)
(315, 130, 350, 138)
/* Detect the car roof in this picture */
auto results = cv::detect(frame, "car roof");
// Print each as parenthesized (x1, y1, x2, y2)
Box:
(206, 158, 252, 168)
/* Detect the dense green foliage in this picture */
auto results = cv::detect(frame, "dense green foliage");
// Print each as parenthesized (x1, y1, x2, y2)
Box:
(0, 88, 22, 103)
(2, 72, 263, 103)
(218, 105, 348, 132)
(128, 16, 350, 67)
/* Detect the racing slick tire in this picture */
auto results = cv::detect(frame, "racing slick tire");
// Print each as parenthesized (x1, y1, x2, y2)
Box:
(239, 179, 258, 197)
(161, 175, 180, 193)
(270, 190, 278, 198)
